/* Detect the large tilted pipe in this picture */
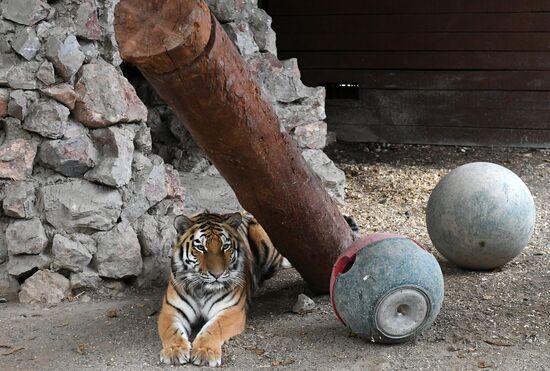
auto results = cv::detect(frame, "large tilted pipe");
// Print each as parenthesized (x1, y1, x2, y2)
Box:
(114, 0, 354, 292)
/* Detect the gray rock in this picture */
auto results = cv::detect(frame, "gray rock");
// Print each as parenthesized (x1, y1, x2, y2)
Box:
(248, 8, 277, 55)
(135, 254, 170, 288)
(80, 41, 100, 63)
(292, 293, 316, 314)
(6, 218, 48, 255)
(71, 233, 97, 256)
(248, 54, 318, 105)
(7, 253, 51, 277)
(121, 153, 167, 223)
(73, 60, 147, 128)
(29, 165, 67, 185)
(132, 213, 159, 257)
(172, 150, 210, 174)
(222, 21, 259, 56)
(133, 213, 176, 257)
(206, 0, 250, 22)
(35, 21, 53, 39)
(63, 119, 89, 139)
(23, 99, 69, 139)
(0, 39, 11, 57)
(7, 61, 40, 89)
(96, 221, 142, 279)
(293, 121, 327, 149)
(2, 115, 35, 138)
(180, 171, 240, 215)
(38, 180, 123, 233)
(36, 61, 56, 85)
(10, 27, 41, 61)
(79, 293, 92, 302)
(2, 0, 51, 26)
(18, 270, 71, 305)
(133, 122, 153, 154)
(7, 90, 28, 120)
(98, 0, 122, 66)
(40, 83, 77, 109)
(273, 87, 327, 130)
(70, 267, 101, 290)
(38, 134, 98, 177)
(0, 220, 8, 264)
(100, 279, 126, 293)
(46, 18, 76, 40)
(0, 263, 20, 300)
(149, 198, 184, 220)
(74, 0, 102, 41)
(0, 88, 8, 118)
(0, 54, 18, 87)
(84, 126, 134, 187)
(0, 118, 39, 180)
(250, 56, 308, 102)
(3, 181, 35, 219)
(51, 234, 93, 272)
(0, 19, 16, 34)
(166, 113, 190, 144)
(164, 165, 185, 215)
(302, 149, 346, 205)
(45, 35, 85, 81)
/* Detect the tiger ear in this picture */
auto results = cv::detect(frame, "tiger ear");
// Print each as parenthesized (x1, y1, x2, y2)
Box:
(174, 215, 194, 235)
(224, 212, 242, 229)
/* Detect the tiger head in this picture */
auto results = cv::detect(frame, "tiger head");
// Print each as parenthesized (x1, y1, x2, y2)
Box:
(171, 211, 245, 291)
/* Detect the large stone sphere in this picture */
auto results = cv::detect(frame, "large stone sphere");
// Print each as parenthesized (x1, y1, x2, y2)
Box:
(426, 162, 536, 270)
(330, 234, 444, 344)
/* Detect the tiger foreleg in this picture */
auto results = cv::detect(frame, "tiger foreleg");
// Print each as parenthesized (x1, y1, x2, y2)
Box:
(191, 305, 246, 366)
(158, 285, 196, 365)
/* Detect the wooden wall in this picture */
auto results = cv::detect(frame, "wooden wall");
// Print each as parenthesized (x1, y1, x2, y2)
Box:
(265, 0, 550, 147)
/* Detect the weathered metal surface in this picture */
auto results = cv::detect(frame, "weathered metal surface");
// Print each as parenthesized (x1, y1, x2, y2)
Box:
(331, 236, 444, 343)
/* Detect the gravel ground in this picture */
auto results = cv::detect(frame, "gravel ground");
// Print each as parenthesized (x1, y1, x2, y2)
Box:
(0, 143, 548, 370)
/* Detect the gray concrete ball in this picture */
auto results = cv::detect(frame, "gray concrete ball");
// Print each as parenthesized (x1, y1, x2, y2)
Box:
(426, 162, 536, 270)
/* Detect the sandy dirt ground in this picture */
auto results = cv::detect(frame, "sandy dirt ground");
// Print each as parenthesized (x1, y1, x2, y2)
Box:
(0, 143, 548, 371)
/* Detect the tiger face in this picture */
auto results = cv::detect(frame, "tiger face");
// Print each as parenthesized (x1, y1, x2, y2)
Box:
(172, 212, 245, 292)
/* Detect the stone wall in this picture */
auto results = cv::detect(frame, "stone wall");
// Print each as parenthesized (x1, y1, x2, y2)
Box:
(0, 0, 184, 303)
(0, 0, 345, 303)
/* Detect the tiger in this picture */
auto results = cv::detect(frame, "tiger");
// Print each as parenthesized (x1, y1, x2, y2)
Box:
(157, 211, 289, 367)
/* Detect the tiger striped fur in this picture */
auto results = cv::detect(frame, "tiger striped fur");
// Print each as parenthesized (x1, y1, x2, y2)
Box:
(158, 211, 287, 366)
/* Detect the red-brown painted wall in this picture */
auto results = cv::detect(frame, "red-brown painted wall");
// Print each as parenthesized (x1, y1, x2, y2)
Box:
(266, 0, 550, 147)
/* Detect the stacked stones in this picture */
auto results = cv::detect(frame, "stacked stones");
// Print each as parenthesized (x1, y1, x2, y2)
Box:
(0, 0, 184, 303)
(138, 0, 346, 204)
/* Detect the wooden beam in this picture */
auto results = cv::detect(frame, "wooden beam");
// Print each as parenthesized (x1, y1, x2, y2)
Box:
(114, 0, 354, 292)
(299, 70, 550, 91)
(266, 0, 550, 15)
(278, 51, 550, 70)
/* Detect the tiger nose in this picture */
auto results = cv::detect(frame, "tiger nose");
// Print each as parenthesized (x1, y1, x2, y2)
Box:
(211, 271, 223, 279)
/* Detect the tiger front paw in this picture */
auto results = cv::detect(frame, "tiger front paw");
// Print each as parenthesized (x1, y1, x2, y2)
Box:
(190, 343, 222, 367)
(159, 343, 191, 365)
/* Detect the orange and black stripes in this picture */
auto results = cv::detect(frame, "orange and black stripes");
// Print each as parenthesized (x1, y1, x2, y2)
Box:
(158, 211, 286, 366)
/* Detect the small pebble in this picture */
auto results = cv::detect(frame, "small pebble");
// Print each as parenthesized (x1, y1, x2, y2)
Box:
(292, 294, 316, 314)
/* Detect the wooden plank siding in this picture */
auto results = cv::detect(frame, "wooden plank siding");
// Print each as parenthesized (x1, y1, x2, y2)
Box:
(266, 1, 550, 15)
(265, 1, 550, 147)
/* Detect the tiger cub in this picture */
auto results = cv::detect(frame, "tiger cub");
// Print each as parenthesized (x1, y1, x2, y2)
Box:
(158, 211, 288, 366)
